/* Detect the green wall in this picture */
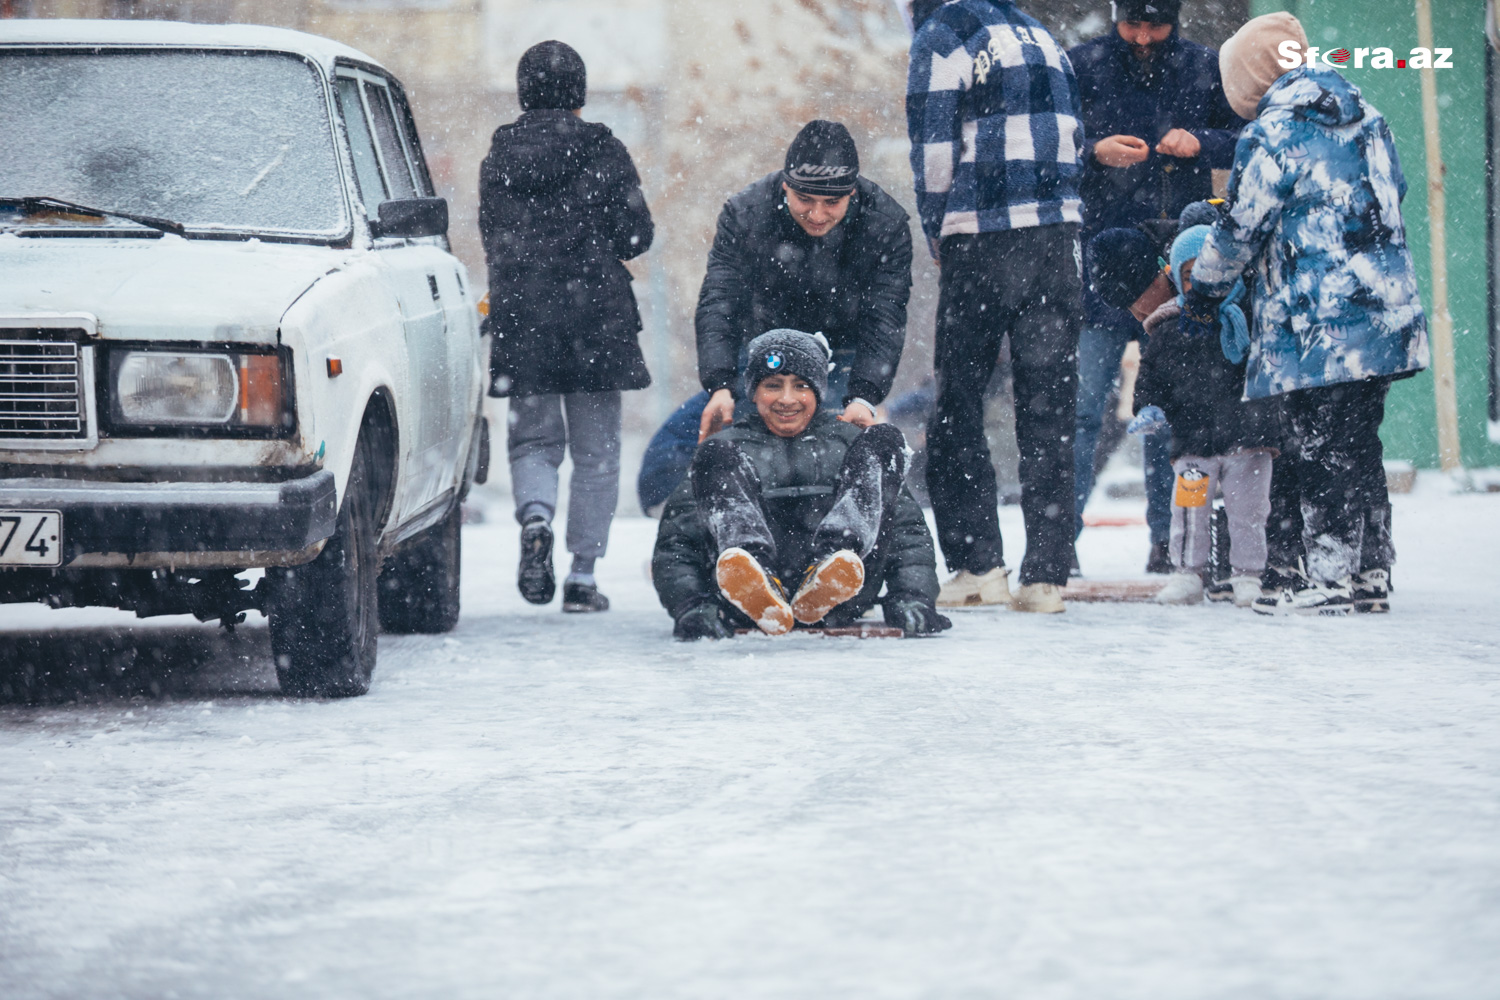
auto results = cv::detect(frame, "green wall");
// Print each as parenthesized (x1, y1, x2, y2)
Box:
(1248, 0, 1496, 467)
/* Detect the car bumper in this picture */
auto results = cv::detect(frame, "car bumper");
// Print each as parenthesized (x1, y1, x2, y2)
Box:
(0, 470, 337, 565)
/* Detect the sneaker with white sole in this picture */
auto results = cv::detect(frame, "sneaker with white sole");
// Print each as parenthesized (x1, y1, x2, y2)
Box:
(1205, 577, 1235, 603)
(1352, 568, 1390, 613)
(715, 547, 794, 635)
(791, 550, 866, 625)
(937, 566, 1011, 608)
(1255, 574, 1353, 616)
(1229, 575, 1263, 608)
(1155, 571, 1204, 605)
(1010, 582, 1064, 614)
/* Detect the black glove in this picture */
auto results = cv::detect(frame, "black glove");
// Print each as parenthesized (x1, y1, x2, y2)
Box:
(1180, 286, 1223, 339)
(673, 601, 734, 641)
(883, 597, 952, 637)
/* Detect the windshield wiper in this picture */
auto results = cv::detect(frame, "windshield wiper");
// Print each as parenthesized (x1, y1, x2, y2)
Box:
(1, 196, 188, 236)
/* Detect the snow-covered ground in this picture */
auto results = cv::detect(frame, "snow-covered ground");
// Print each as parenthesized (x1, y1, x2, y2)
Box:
(2, 481, 1498, 999)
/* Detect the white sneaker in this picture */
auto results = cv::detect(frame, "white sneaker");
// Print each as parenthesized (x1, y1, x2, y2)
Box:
(937, 566, 1011, 608)
(1229, 575, 1262, 608)
(1155, 571, 1204, 605)
(1010, 582, 1065, 614)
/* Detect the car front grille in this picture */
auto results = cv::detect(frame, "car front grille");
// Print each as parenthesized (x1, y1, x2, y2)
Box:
(0, 339, 89, 439)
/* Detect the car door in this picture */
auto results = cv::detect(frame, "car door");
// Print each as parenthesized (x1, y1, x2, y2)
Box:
(335, 68, 456, 516)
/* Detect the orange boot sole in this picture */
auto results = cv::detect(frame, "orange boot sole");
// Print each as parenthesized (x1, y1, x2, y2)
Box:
(791, 550, 866, 625)
(715, 547, 794, 636)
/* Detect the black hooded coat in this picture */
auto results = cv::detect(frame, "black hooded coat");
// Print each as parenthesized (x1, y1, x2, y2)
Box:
(479, 109, 655, 397)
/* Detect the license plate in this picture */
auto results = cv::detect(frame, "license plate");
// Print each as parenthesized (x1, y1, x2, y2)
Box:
(0, 510, 63, 567)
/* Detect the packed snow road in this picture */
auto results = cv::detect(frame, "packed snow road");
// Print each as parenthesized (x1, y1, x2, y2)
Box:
(1, 486, 1497, 999)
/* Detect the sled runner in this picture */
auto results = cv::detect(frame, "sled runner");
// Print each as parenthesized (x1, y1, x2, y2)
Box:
(735, 623, 907, 638)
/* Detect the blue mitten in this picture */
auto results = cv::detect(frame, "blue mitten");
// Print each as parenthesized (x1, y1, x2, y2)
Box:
(1128, 405, 1168, 436)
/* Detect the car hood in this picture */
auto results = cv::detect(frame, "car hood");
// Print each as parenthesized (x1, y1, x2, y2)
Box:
(0, 234, 354, 342)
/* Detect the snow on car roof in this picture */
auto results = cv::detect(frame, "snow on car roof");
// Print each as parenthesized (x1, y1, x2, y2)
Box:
(0, 18, 384, 75)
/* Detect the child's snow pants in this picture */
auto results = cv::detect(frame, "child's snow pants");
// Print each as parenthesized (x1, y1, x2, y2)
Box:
(1169, 450, 1274, 575)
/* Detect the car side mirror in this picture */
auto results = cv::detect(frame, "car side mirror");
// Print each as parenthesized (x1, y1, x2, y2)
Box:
(371, 197, 448, 239)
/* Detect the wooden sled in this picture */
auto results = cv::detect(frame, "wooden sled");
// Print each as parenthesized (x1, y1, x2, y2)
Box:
(734, 623, 906, 638)
(1061, 579, 1166, 603)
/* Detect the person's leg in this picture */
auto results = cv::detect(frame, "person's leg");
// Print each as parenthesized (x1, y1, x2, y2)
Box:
(1172, 457, 1217, 573)
(1143, 426, 1174, 548)
(689, 437, 776, 566)
(1353, 381, 1393, 574)
(507, 393, 566, 524)
(812, 423, 909, 560)
(1006, 227, 1082, 587)
(1265, 450, 1304, 571)
(1073, 325, 1128, 537)
(637, 391, 710, 513)
(560, 391, 622, 578)
(926, 237, 1004, 575)
(1221, 451, 1273, 576)
(1289, 383, 1369, 586)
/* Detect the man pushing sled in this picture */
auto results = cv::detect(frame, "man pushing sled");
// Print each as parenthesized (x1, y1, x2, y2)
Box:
(652, 329, 950, 641)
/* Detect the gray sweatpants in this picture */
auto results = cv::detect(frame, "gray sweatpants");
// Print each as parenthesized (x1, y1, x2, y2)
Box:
(507, 391, 622, 561)
(1170, 450, 1274, 575)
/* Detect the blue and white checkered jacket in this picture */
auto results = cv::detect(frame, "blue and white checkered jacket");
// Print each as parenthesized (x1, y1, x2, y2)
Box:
(905, 0, 1084, 255)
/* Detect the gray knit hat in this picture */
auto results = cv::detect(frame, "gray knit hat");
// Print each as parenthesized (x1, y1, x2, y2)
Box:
(744, 329, 832, 404)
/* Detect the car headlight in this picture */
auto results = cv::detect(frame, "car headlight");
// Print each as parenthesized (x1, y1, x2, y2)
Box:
(110, 349, 288, 430)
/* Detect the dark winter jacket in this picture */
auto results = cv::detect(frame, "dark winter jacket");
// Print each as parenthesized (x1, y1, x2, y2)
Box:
(1134, 300, 1282, 462)
(1069, 30, 1245, 335)
(695, 173, 913, 407)
(652, 412, 939, 622)
(479, 109, 654, 397)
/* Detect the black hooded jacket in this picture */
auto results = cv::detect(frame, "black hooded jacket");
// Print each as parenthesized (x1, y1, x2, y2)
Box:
(479, 109, 654, 396)
(694, 173, 913, 406)
(652, 412, 939, 622)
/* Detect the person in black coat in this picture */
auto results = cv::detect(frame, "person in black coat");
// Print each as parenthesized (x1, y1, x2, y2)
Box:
(479, 40, 654, 613)
(653, 329, 946, 641)
(635, 121, 912, 513)
(1068, 0, 1247, 575)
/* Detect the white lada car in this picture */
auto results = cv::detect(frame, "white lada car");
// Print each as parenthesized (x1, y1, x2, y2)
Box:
(0, 20, 489, 697)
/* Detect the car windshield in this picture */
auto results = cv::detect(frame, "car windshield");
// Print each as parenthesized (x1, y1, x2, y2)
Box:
(0, 49, 348, 238)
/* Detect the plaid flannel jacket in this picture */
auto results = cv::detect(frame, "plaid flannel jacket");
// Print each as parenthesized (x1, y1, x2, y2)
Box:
(906, 0, 1084, 255)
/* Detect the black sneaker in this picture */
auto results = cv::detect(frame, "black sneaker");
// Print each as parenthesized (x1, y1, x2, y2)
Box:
(1145, 539, 1172, 575)
(1255, 568, 1353, 617)
(1069, 551, 1082, 579)
(517, 518, 555, 605)
(1205, 577, 1235, 603)
(562, 580, 609, 613)
(1352, 568, 1390, 614)
(1253, 564, 1303, 616)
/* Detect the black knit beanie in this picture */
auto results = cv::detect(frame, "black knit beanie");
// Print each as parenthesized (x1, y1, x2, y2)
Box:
(517, 41, 586, 111)
(1113, 0, 1181, 24)
(744, 329, 832, 404)
(1087, 228, 1162, 309)
(783, 121, 859, 197)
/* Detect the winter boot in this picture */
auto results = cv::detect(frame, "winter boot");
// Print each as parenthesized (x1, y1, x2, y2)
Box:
(1229, 575, 1263, 608)
(937, 566, 1011, 608)
(1155, 571, 1204, 605)
(562, 579, 610, 613)
(1011, 582, 1065, 614)
(1252, 565, 1301, 616)
(1145, 539, 1173, 575)
(1352, 568, 1390, 614)
(715, 547, 793, 636)
(1255, 565, 1353, 617)
(1205, 577, 1235, 602)
(791, 550, 865, 625)
(517, 517, 556, 605)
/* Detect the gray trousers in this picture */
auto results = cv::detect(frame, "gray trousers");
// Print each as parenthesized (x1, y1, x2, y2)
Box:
(507, 391, 622, 561)
(1170, 450, 1274, 575)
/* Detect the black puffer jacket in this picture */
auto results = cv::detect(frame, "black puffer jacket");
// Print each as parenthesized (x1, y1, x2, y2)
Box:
(695, 173, 913, 406)
(479, 109, 654, 397)
(652, 412, 939, 622)
(1135, 301, 1283, 461)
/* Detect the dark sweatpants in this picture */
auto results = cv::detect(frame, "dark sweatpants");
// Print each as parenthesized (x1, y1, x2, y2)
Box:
(926, 226, 1082, 586)
(1284, 378, 1394, 584)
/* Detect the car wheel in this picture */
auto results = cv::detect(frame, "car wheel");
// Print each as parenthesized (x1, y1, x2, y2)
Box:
(377, 500, 461, 634)
(268, 435, 379, 698)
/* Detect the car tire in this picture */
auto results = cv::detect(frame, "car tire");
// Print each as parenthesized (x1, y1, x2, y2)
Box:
(377, 500, 461, 634)
(268, 435, 379, 698)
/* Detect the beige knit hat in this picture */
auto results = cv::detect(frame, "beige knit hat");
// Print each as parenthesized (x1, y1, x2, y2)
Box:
(1219, 12, 1309, 120)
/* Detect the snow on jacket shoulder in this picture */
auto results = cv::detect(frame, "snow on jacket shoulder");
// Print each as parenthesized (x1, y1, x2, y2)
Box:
(1190, 68, 1429, 399)
(694, 173, 912, 406)
(905, 0, 1084, 253)
(651, 413, 939, 621)
(479, 109, 654, 397)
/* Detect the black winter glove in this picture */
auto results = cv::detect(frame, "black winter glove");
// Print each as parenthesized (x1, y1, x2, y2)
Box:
(883, 597, 952, 637)
(1180, 286, 1223, 339)
(673, 601, 735, 641)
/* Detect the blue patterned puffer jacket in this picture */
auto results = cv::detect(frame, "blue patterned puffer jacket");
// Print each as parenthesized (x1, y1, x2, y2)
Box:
(1191, 67, 1429, 400)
